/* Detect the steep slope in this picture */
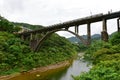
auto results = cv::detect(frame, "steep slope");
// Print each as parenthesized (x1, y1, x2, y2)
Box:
(0, 16, 78, 75)
(13, 22, 43, 30)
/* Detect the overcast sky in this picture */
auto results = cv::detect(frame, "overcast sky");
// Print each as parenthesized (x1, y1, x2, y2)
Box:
(0, 0, 120, 37)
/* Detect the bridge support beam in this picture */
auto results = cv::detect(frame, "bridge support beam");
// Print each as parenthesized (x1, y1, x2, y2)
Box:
(29, 33, 37, 50)
(87, 23, 91, 45)
(30, 40, 38, 50)
(65, 27, 69, 30)
(30, 33, 33, 40)
(21, 35, 28, 41)
(21, 35, 25, 40)
(75, 25, 79, 34)
(117, 18, 120, 32)
(101, 19, 108, 42)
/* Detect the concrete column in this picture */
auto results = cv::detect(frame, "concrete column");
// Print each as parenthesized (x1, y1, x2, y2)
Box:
(21, 35, 24, 40)
(87, 23, 91, 45)
(75, 25, 79, 34)
(30, 33, 33, 40)
(117, 18, 120, 32)
(76, 26, 79, 34)
(35, 33, 39, 43)
(65, 27, 69, 30)
(75, 26, 77, 33)
(29, 33, 39, 51)
(103, 19, 107, 31)
(35, 33, 37, 39)
(101, 19, 108, 42)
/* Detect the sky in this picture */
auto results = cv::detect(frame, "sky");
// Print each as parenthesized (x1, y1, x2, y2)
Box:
(0, 0, 120, 37)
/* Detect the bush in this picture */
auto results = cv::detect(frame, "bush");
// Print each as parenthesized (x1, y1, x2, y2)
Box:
(73, 60, 120, 80)
(110, 44, 120, 53)
(0, 32, 77, 75)
(110, 32, 120, 45)
(74, 32, 120, 80)
(0, 17, 21, 33)
(0, 51, 6, 63)
(9, 45, 21, 53)
(84, 40, 111, 60)
(20, 45, 31, 53)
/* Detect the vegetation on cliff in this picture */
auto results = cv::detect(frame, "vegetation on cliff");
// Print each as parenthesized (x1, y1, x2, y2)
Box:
(0, 16, 77, 75)
(13, 22, 43, 30)
(0, 16, 21, 33)
(73, 32, 120, 80)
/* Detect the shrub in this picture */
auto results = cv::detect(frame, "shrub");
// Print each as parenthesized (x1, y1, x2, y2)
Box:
(0, 31, 77, 75)
(110, 32, 120, 45)
(74, 32, 120, 80)
(84, 40, 111, 60)
(73, 60, 120, 80)
(8, 45, 22, 54)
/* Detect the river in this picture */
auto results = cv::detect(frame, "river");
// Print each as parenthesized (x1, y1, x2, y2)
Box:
(50, 60, 90, 80)
(49, 53, 91, 80)
(1, 53, 91, 80)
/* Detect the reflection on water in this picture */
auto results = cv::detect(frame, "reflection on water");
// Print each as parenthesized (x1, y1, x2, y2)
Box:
(50, 59, 90, 80)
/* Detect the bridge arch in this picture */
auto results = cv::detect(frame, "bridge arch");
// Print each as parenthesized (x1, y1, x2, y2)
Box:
(34, 29, 88, 52)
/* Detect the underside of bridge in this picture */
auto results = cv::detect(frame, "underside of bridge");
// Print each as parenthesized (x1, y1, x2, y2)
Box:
(29, 28, 89, 52)
(19, 11, 120, 52)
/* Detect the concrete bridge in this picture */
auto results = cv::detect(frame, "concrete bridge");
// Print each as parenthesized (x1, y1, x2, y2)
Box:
(19, 11, 120, 52)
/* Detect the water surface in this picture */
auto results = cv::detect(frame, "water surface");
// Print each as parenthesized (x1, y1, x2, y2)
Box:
(50, 56, 90, 80)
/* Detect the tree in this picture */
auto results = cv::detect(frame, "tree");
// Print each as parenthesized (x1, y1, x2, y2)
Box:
(110, 32, 120, 45)
(0, 16, 21, 33)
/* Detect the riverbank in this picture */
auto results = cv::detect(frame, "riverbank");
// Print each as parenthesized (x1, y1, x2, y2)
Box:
(0, 60, 72, 80)
(0, 16, 79, 79)
(73, 32, 120, 80)
(0, 31, 78, 76)
(0, 52, 91, 80)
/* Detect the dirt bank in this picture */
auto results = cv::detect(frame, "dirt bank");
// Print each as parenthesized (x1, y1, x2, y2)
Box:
(0, 60, 72, 80)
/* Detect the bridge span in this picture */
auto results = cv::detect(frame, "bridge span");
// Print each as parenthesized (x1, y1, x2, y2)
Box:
(19, 11, 120, 52)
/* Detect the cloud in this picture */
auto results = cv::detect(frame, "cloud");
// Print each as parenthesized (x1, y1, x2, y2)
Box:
(2, 0, 24, 13)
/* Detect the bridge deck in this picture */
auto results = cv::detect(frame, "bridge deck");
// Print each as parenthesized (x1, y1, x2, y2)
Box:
(20, 11, 120, 35)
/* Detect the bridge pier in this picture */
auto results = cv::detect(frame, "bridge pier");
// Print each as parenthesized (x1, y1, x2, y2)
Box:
(75, 25, 79, 34)
(101, 19, 108, 42)
(21, 35, 25, 40)
(34, 33, 39, 41)
(117, 18, 120, 32)
(30, 40, 38, 50)
(29, 33, 41, 50)
(87, 23, 91, 45)
(30, 33, 33, 40)
(29, 33, 35, 50)
(21, 35, 28, 41)
(65, 27, 69, 30)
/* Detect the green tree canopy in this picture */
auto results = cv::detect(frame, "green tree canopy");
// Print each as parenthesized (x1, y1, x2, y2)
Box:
(0, 16, 21, 33)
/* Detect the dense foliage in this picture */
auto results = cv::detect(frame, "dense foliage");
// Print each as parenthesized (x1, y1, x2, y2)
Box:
(110, 32, 120, 45)
(0, 32, 76, 75)
(0, 16, 78, 75)
(0, 16, 21, 32)
(13, 22, 43, 30)
(0, 31, 77, 75)
(74, 32, 120, 80)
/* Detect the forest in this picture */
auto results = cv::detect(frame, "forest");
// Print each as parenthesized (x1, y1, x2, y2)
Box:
(1, 15, 120, 80)
(0, 16, 78, 75)
(73, 32, 120, 80)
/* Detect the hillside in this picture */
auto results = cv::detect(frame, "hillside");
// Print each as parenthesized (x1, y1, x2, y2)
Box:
(0, 16, 78, 75)
(13, 22, 44, 30)
(68, 34, 101, 43)
(73, 32, 120, 80)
